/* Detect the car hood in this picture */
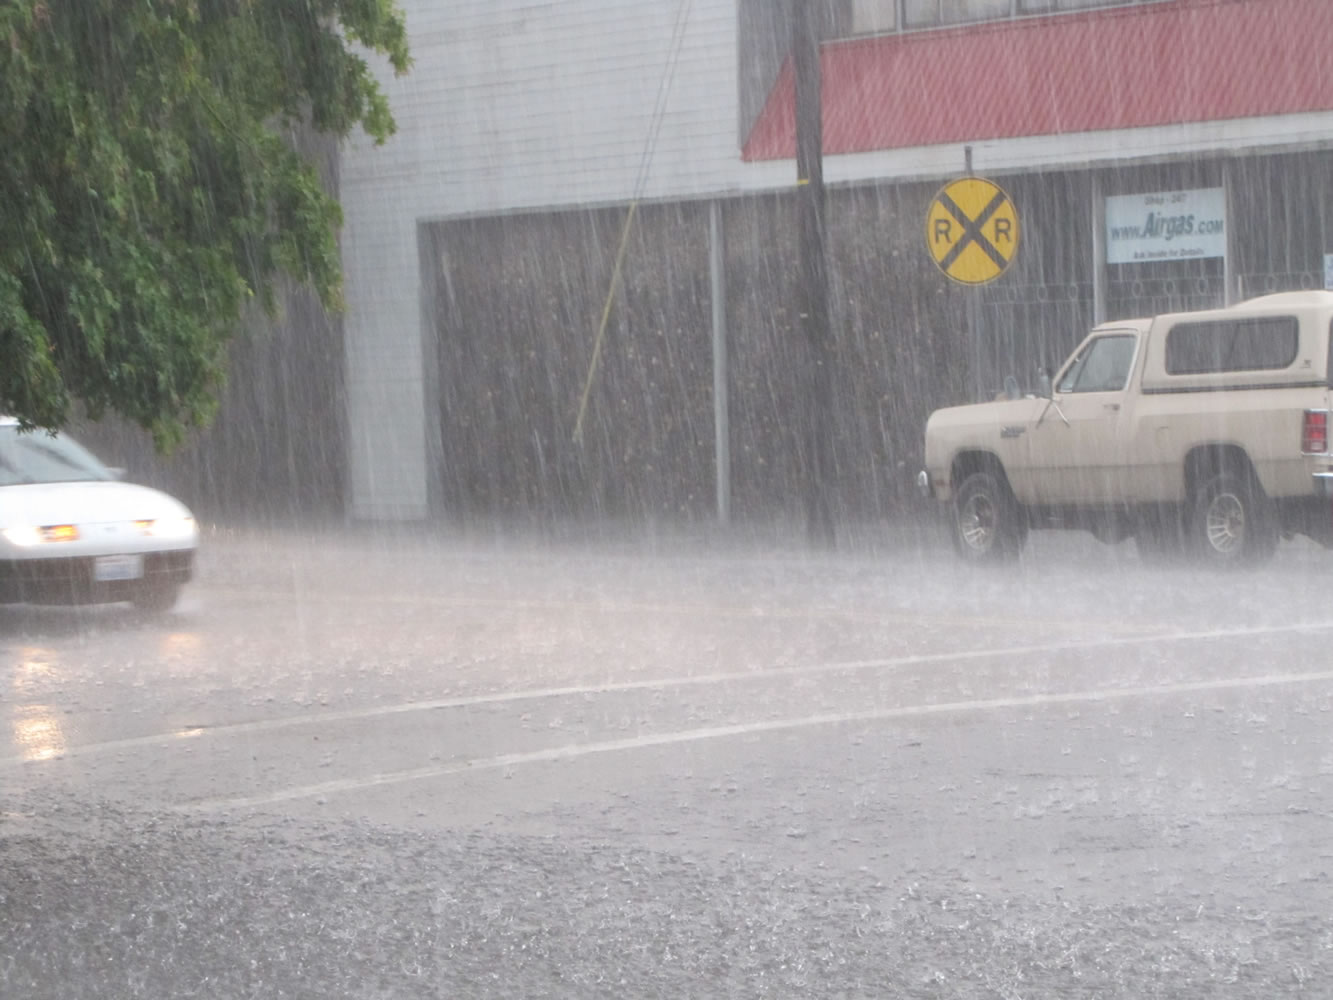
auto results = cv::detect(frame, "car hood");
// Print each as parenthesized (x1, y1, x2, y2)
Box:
(0, 481, 195, 526)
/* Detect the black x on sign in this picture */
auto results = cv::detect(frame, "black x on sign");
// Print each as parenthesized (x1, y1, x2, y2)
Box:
(926, 177, 1020, 285)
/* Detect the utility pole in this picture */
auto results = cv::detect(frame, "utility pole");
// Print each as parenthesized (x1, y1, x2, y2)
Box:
(793, 0, 835, 545)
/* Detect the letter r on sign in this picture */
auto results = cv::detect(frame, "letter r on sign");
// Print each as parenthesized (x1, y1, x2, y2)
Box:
(933, 219, 953, 243)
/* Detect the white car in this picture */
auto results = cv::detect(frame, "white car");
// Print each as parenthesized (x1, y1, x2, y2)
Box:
(0, 418, 198, 611)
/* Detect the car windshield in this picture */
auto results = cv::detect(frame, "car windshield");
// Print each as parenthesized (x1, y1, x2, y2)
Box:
(0, 425, 114, 486)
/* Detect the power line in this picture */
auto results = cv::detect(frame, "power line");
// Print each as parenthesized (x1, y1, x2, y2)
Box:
(574, 0, 694, 444)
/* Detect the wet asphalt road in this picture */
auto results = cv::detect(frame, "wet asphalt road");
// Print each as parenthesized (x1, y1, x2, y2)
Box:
(2, 523, 1332, 998)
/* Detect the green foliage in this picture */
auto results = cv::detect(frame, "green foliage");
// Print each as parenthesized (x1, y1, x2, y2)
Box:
(0, 0, 409, 448)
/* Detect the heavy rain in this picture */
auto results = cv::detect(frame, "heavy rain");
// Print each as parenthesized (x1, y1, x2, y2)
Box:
(4, 1, 1333, 997)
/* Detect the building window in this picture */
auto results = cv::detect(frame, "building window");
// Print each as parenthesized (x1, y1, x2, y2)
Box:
(852, 0, 897, 34)
(1019, 0, 1139, 11)
(850, 0, 1170, 35)
(906, 0, 1012, 29)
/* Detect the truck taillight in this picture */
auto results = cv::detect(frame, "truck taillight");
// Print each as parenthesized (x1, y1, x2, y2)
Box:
(1302, 410, 1329, 454)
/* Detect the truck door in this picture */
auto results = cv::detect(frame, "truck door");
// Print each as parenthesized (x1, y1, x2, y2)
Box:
(1027, 332, 1139, 505)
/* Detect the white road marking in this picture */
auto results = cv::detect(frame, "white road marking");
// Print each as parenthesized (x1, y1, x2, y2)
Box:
(203, 585, 1161, 634)
(180, 666, 1333, 811)
(5, 620, 1333, 769)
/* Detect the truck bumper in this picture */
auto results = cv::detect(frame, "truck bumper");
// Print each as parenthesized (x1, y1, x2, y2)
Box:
(1278, 483, 1333, 547)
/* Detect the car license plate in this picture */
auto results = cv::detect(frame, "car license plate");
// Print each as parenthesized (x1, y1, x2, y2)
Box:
(93, 554, 143, 582)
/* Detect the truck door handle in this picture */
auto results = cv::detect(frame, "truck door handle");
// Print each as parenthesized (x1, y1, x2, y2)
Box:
(1104, 403, 1120, 412)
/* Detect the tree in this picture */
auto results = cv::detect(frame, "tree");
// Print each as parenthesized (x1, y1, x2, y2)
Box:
(0, 0, 410, 448)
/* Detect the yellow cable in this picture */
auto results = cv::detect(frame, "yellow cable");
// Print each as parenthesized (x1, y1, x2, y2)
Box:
(573, 200, 638, 444)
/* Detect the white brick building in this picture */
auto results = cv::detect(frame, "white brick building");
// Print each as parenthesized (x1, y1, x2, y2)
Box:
(341, 1, 756, 520)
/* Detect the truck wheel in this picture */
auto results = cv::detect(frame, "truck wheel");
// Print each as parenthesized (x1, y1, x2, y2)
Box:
(1189, 472, 1278, 566)
(951, 471, 1027, 563)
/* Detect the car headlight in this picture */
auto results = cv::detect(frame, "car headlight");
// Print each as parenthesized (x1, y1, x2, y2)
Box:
(137, 517, 197, 541)
(2, 525, 42, 547)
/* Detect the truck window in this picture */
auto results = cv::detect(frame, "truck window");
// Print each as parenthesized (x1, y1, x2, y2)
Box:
(1057, 334, 1137, 393)
(1165, 316, 1298, 375)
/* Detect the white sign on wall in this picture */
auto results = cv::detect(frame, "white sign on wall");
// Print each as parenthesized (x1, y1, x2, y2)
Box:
(1105, 188, 1226, 264)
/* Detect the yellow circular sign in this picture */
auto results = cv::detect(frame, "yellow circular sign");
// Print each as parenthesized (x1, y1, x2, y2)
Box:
(926, 177, 1020, 285)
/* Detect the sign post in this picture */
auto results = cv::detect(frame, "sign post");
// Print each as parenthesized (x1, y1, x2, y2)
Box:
(927, 176, 1020, 398)
(793, 0, 833, 545)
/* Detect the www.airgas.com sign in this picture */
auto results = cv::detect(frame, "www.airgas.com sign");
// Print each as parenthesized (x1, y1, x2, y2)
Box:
(1105, 188, 1226, 264)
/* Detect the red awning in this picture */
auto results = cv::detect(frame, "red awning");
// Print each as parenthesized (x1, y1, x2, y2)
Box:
(742, 0, 1333, 161)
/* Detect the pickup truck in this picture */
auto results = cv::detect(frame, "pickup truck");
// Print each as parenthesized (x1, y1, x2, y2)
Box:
(918, 291, 1333, 565)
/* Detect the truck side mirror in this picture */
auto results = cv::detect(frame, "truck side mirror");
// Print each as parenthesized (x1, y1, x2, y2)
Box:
(1038, 367, 1053, 398)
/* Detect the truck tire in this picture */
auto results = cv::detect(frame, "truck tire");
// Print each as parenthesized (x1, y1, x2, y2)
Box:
(951, 471, 1028, 563)
(1188, 472, 1278, 567)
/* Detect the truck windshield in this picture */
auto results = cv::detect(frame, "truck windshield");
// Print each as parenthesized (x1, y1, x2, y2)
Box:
(1057, 334, 1138, 393)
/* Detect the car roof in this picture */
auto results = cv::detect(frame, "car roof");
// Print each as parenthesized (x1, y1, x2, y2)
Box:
(1232, 290, 1333, 311)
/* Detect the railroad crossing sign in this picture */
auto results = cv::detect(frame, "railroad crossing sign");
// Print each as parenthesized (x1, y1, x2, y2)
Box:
(926, 177, 1020, 285)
